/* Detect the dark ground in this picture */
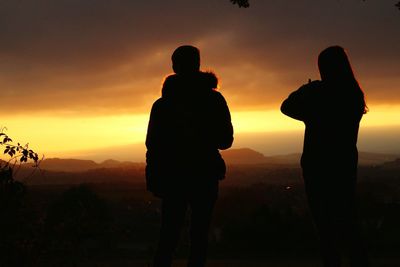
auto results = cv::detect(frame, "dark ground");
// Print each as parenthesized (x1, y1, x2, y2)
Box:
(2, 163, 400, 266)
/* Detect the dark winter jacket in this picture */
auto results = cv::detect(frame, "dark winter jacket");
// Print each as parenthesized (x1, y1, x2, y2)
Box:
(281, 80, 364, 177)
(145, 71, 234, 197)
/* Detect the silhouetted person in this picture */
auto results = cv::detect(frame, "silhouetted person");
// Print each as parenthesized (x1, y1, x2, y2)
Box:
(281, 46, 369, 267)
(145, 45, 233, 267)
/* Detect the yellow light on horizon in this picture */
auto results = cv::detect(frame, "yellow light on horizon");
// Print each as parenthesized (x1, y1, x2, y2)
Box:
(1, 114, 149, 157)
(1, 104, 399, 158)
(232, 104, 400, 132)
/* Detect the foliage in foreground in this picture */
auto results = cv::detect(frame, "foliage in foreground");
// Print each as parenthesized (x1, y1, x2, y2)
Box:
(0, 128, 41, 266)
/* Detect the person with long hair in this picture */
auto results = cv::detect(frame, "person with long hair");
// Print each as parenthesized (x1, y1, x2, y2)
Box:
(146, 45, 233, 267)
(281, 46, 369, 267)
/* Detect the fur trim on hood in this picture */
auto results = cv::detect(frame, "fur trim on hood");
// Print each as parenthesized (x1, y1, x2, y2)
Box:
(161, 71, 218, 98)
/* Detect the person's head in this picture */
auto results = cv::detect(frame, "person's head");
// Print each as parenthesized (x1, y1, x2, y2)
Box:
(318, 46, 356, 84)
(171, 45, 200, 75)
(318, 45, 368, 113)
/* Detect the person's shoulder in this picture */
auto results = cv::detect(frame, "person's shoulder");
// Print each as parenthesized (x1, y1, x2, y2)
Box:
(295, 80, 324, 98)
(210, 90, 227, 104)
(163, 73, 179, 83)
(152, 97, 166, 110)
(161, 74, 180, 98)
(299, 80, 323, 91)
(153, 97, 164, 105)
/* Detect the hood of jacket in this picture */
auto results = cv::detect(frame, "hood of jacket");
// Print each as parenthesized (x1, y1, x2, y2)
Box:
(161, 71, 218, 99)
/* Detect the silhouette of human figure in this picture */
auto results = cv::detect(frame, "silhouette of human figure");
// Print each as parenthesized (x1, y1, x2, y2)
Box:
(281, 46, 369, 267)
(145, 45, 233, 267)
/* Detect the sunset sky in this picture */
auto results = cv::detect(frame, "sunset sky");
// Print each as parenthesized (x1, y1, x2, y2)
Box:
(1, 0, 399, 161)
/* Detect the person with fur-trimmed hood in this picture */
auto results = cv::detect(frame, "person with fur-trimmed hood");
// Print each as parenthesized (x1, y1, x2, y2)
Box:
(145, 45, 233, 267)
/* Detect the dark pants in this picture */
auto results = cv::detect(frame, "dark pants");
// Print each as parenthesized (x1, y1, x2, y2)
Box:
(153, 183, 217, 267)
(303, 171, 368, 267)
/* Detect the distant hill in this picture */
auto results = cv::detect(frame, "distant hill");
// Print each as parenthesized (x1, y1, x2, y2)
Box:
(381, 158, 400, 170)
(221, 148, 298, 165)
(34, 148, 399, 173)
(39, 158, 99, 172)
(37, 158, 140, 172)
(358, 152, 400, 166)
(221, 148, 269, 164)
(222, 149, 400, 166)
(12, 148, 400, 186)
(266, 152, 400, 166)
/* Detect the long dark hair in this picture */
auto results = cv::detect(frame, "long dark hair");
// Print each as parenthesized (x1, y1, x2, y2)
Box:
(318, 46, 368, 114)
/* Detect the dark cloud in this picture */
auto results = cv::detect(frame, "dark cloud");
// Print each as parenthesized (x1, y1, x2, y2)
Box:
(0, 0, 399, 114)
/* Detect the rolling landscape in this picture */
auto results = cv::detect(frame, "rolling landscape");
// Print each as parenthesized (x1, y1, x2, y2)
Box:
(3, 148, 399, 266)
(14, 148, 400, 186)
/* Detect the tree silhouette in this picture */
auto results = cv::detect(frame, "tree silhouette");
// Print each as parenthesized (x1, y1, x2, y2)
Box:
(230, 0, 400, 10)
(230, 0, 249, 8)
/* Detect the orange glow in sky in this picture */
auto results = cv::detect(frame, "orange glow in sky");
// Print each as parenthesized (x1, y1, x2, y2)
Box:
(1, 0, 399, 161)
(2, 104, 399, 160)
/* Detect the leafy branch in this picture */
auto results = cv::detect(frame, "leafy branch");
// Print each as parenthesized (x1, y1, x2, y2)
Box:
(230, 0, 249, 8)
(0, 127, 42, 179)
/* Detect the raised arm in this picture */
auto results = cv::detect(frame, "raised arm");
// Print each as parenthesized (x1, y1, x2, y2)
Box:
(281, 81, 320, 121)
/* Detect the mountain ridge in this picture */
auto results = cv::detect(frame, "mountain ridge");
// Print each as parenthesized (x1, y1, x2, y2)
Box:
(11, 148, 400, 186)
(32, 148, 400, 173)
